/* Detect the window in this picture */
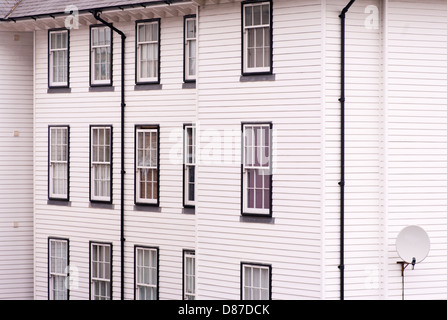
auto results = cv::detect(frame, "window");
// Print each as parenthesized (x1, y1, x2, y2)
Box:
(242, 1, 272, 75)
(135, 246, 158, 300)
(184, 125, 196, 207)
(183, 250, 196, 300)
(135, 126, 159, 205)
(184, 16, 197, 82)
(48, 126, 69, 200)
(242, 123, 272, 216)
(49, 29, 69, 88)
(90, 25, 112, 86)
(136, 19, 160, 84)
(90, 242, 112, 300)
(241, 263, 271, 300)
(90, 126, 112, 203)
(48, 238, 69, 300)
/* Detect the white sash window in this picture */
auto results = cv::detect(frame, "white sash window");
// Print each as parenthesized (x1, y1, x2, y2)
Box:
(90, 126, 112, 202)
(136, 20, 160, 84)
(243, 2, 272, 74)
(49, 238, 69, 300)
(91, 26, 112, 85)
(90, 243, 112, 300)
(49, 126, 69, 200)
(135, 247, 158, 300)
(136, 127, 159, 204)
(49, 29, 69, 87)
(184, 16, 197, 81)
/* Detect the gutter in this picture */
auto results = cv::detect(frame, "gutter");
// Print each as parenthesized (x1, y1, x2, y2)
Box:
(92, 10, 127, 300)
(338, 0, 356, 301)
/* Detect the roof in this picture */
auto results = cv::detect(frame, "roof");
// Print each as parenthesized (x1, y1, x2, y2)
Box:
(1, 0, 188, 20)
(0, 0, 20, 18)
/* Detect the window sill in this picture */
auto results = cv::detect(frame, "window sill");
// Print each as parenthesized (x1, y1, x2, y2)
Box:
(182, 82, 196, 89)
(240, 215, 275, 224)
(90, 202, 115, 209)
(48, 87, 71, 94)
(182, 207, 195, 215)
(134, 205, 161, 213)
(134, 84, 163, 91)
(240, 74, 276, 82)
(47, 199, 71, 206)
(89, 86, 115, 92)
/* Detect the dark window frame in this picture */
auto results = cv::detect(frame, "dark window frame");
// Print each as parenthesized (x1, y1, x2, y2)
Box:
(240, 262, 272, 300)
(89, 24, 114, 88)
(48, 28, 70, 89)
(89, 125, 113, 204)
(183, 14, 197, 84)
(135, 18, 161, 86)
(134, 245, 160, 300)
(48, 125, 70, 202)
(47, 237, 70, 300)
(241, 0, 273, 77)
(89, 241, 113, 300)
(241, 122, 273, 218)
(134, 124, 160, 207)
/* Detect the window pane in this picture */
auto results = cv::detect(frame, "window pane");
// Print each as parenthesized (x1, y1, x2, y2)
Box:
(50, 33, 57, 49)
(262, 4, 270, 25)
(61, 32, 67, 49)
(247, 169, 255, 208)
(253, 5, 262, 26)
(152, 23, 158, 42)
(187, 19, 196, 38)
(188, 166, 195, 202)
(245, 6, 253, 27)
(244, 266, 252, 286)
(255, 48, 264, 69)
(247, 48, 255, 69)
(99, 28, 105, 45)
(255, 28, 264, 47)
(138, 24, 146, 43)
(151, 132, 157, 166)
(189, 40, 196, 76)
(92, 28, 98, 45)
(105, 28, 111, 44)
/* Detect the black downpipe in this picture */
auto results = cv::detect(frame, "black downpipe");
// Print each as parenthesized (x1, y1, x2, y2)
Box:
(338, 0, 356, 301)
(92, 10, 126, 300)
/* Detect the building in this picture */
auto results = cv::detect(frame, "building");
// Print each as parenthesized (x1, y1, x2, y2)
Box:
(0, 0, 446, 300)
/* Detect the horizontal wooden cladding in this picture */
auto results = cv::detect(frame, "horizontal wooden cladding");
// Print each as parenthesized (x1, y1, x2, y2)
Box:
(33, 14, 196, 300)
(0, 31, 34, 300)
(387, 0, 447, 300)
(196, 0, 324, 300)
(324, 0, 385, 300)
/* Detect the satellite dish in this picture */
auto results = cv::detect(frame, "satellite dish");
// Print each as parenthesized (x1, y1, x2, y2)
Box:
(396, 226, 430, 265)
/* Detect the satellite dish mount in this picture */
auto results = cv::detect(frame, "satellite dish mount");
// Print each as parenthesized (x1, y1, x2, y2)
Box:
(395, 226, 430, 300)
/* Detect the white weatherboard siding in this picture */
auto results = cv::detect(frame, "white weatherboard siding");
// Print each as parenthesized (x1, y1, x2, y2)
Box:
(196, 0, 324, 299)
(386, 0, 447, 300)
(0, 31, 34, 300)
(33, 7, 196, 300)
(324, 0, 385, 300)
(324, 0, 447, 300)
(6, 0, 447, 301)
